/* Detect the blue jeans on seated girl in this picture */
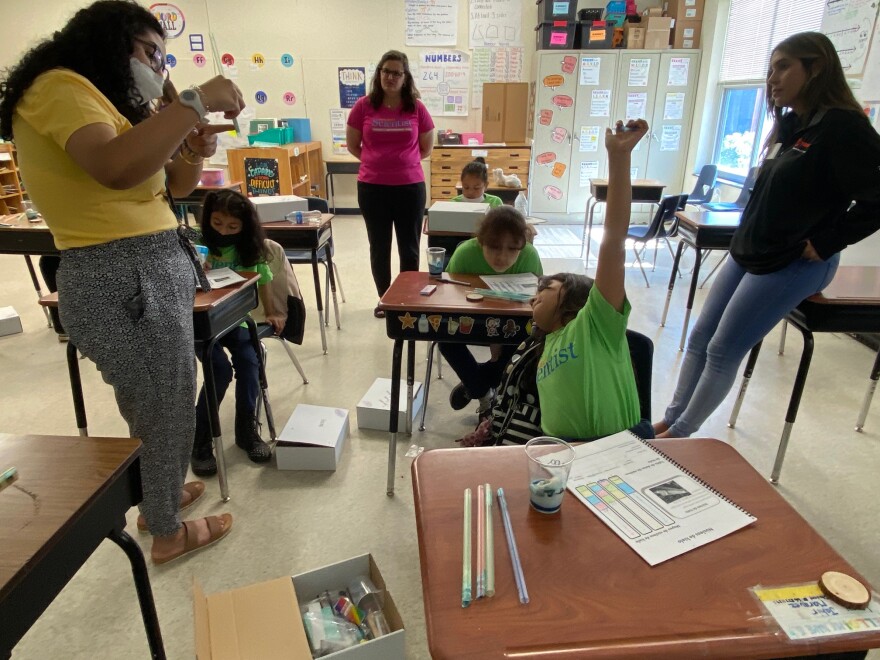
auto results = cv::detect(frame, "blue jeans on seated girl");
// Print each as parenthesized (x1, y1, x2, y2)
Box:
(195, 326, 259, 430)
(662, 253, 839, 438)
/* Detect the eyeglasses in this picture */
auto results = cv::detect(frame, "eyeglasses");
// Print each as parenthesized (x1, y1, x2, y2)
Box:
(380, 68, 405, 79)
(134, 37, 166, 74)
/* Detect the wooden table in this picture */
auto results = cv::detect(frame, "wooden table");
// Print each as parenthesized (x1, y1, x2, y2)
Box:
(41, 273, 266, 503)
(0, 214, 57, 328)
(584, 178, 666, 266)
(0, 434, 164, 659)
(377, 271, 533, 494)
(728, 266, 880, 483)
(661, 209, 742, 350)
(412, 439, 880, 659)
(262, 213, 339, 354)
(323, 158, 360, 214)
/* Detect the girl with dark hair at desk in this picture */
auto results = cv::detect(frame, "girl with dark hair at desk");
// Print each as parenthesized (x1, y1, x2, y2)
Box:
(654, 32, 880, 439)
(0, 0, 245, 563)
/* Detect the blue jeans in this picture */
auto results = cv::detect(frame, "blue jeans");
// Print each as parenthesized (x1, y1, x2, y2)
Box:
(663, 254, 839, 437)
(195, 326, 260, 431)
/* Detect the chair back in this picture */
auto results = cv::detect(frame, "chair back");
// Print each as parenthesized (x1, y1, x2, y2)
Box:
(259, 239, 307, 344)
(306, 196, 330, 213)
(625, 329, 653, 421)
(635, 195, 682, 242)
(734, 166, 759, 207)
(688, 165, 718, 204)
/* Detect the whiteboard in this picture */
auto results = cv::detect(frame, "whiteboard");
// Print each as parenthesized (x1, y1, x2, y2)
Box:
(821, 0, 879, 75)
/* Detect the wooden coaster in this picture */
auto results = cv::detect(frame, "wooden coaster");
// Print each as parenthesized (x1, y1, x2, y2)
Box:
(466, 293, 484, 302)
(819, 571, 871, 609)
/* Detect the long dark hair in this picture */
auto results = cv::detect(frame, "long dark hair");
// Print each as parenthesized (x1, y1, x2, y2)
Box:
(537, 273, 594, 327)
(367, 50, 420, 112)
(461, 157, 489, 184)
(0, 0, 164, 139)
(763, 31, 865, 151)
(200, 190, 267, 267)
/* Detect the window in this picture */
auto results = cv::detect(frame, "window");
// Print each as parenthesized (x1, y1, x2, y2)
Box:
(713, 0, 825, 182)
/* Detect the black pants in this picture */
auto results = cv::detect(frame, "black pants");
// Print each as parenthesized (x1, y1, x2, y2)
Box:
(439, 343, 517, 399)
(357, 181, 425, 296)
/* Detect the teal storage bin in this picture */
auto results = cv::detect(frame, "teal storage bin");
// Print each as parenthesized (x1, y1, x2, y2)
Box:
(279, 118, 312, 142)
(247, 127, 294, 145)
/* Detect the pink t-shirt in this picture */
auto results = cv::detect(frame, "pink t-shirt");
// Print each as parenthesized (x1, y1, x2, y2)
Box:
(347, 96, 434, 185)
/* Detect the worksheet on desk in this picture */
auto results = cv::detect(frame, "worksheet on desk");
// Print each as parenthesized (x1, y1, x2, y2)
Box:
(479, 273, 539, 296)
(564, 431, 757, 566)
(206, 267, 246, 289)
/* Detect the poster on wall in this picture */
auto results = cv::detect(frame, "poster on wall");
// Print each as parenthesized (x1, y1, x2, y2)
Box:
(338, 67, 366, 109)
(417, 50, 470, 116)
(469, 0, 523, 48)
(667, 57, 690, 86)
(859, 15, 880, 100)
(580, 160, 599, 187)
(580, 57, 601, 85)
(664, 92, 685, 120)
(406, 0, 457, 45)
(579, 126, 600, 152)
(821, 0, 879, 75)
(245, 158, 280, 196)
(471, 47, 524, 108)
(660, 125, 681, 152)
(626, 92, 647, 120)
(590, 89, 611, 116)
(628, 58, 651, 87)
(330, 109, 349, 155)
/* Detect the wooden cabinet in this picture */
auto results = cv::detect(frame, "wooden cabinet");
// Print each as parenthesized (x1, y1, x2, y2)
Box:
(430, 145, 531, 204)
(0, 143, 25, 215)
(227, 141, 325, 199)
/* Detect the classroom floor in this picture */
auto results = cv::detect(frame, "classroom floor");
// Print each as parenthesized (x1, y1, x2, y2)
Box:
(2, 215, 879, 659)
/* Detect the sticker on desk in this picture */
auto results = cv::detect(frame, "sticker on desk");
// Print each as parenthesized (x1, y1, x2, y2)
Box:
(503, 319, 520, 338)
(458, 316, 474, 335)
(447, 317, 459, 335)
(752, 583, 880, 640)
(485, 318, 501, 337)
(428, 315, 442, 332)
(398, 312, 417, 329)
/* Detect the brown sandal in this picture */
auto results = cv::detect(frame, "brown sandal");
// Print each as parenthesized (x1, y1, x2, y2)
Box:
(136, 481, 206, 533)
(151, 514, 233, 565)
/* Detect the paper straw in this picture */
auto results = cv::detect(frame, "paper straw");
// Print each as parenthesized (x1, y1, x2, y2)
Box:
(497, 488, 529, 604)
(485, 483, 495, 597)
(462, 488, 472, 608)
(476, 484, 486, 599)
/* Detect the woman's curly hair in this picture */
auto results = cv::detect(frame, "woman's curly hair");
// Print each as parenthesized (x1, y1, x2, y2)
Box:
(0, 0, 164, 139)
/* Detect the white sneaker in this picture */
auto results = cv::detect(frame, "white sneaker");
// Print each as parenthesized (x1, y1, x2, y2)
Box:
(476, 388, 495, 415)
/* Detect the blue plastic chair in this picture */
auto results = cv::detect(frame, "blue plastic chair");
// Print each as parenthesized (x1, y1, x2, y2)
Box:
(687, 165, 718, 205)
(626, 194, 688, 287)
(701, 166, 759, 212)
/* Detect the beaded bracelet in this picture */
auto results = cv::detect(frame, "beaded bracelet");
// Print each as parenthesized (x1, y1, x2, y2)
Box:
(179, 140, 204, 166)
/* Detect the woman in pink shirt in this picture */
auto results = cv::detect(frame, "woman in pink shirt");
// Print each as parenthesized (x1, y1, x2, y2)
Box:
(347, 50, 435, 317)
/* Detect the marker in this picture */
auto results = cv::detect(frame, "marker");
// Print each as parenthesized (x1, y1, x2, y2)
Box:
(0, 466, 18, 491)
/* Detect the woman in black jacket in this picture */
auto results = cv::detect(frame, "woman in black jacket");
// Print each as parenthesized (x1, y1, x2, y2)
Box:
(655, 32, 880, 438)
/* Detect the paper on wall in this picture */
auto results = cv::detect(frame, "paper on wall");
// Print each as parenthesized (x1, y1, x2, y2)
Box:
(580, 57, 601, 85)
(590, 89, 611, 117)
(626, 92, 647, 120)
(469, 0, 522, 48)
(667, 57, 689, 86)
(821, 0, 878, 75)
(580, 160, 599, 187)
(660, 125, 682, 152)
(579, 126, 600, 152)
(406, 0, 457, 46)
(664, 92, 685, 120)
(417, 50, 470, 116)
(628, 58, 651, 87)
(471, 47, 524, 108)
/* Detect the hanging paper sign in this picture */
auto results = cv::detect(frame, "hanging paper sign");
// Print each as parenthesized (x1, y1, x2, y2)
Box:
(660, 125, 682, 151)
(626, 92, 648, 120)
(418, 50, 470, 116)
(668, 57, 689, 86)
(580, 57, 600, 85)
(579, 126, 600, 152)
(150, 3, 185, 39)
(580, 160, 599, 187)
(590, 89, 611, 117)
(628, 58, 651, 87)
(338, 67, 366, 109)
(245, 158, 280, 196)
(664, 92, 685, 120)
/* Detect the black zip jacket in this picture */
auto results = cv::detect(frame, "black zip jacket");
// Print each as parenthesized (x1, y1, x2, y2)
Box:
(729, 108, 880, 274)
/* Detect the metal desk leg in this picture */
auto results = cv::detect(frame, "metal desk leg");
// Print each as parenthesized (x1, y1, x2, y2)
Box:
(771, 326, 814, 484)
(778, 321, 787, 355)
(24, 255, 52, 328)
(325, 240, 341, 329)
(583, 198, 597, 267)
(201, 339, 230, 502)
(325, 172, 334, 214)
(728, 341, 763, 428)
(108, 528, 166, 660)
(419, 342, 436, 432)
(245, 318, 276, 441)
(855, 348, 880, 432)
(66, 341, 88, 436)
(405, 341, 415, 435)
(661, 241, 686, 327)
(387, 339, 404, 495)
(679, 246, 703, 351)
(311, 249, 328, 354)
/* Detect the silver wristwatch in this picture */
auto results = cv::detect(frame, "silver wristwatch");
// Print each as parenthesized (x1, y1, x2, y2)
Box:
(179, 87, 207, 120)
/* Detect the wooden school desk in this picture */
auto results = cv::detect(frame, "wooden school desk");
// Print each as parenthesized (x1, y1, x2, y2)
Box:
(584, 178, 666, 266)
(661, 209, 742, 350)
(323, 158, 360, 214)
(412, 440, 880, 660)
(40, 273, 264, 503)
(0, 214, 57, 328)
(377, 271, 532, 494)
(262, 213, 339, 354)
(728, 266, 880, 484)
(0, 434, 165, 659)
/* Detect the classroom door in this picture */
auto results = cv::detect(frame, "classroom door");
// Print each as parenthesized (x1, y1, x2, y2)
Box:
(566, 52, 620, 214)
(530, 51, 579, 214)
(612, 52, 660, 180)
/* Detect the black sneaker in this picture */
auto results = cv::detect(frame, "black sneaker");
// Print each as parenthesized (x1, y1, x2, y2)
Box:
(449, 382, 472, 410)
(191, 440, 217, 477)
(235, 413, 272, 464)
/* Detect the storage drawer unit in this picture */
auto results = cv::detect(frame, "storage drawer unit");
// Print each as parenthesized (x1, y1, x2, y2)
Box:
(429, 145, 531, 205)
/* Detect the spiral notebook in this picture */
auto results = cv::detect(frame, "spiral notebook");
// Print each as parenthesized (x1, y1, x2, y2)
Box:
(565, 432, 757, 566)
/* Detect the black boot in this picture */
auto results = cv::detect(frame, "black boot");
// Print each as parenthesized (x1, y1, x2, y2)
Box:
(235, 411, 272, 463)
(190, 414, 217, 477)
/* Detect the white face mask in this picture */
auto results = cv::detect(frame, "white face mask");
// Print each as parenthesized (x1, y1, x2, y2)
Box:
(463, 193, 485, 202)
(130, 57, 164, 102)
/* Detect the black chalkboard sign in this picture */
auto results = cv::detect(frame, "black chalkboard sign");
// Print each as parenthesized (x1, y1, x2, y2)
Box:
(245, 157, 280, 196)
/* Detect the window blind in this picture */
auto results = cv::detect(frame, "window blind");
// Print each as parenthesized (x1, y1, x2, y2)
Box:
(720, 0, 825, 83)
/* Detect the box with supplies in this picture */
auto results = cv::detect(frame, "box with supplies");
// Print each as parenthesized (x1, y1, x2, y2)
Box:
(357, 378, 425, 431)
(664, 0, 705, 21)
(577, 7, 603, 22)
(275, 404, 350, 471)
(0, 306, 22, 337)
(194, 553, 405, 659)
(577, 22, 614, 49)
(643, 10, 673, 50)
(672, 19, 701, 49)
(535, 20, 577, 50)
(625, 23, 646, 48)
(537, 0, 577, 22)
(251, 194, 309, 223)
(482, 82, 530, 143)
(427, 200, 490, 233)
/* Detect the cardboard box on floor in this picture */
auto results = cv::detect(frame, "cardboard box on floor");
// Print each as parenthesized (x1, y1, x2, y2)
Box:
(482, 82, 529, 143)
(275, 404, 350, 470)
(194, 553, 405, 659)
(672, 18, 701, 49)
(0, 307, 22, 337)
(357, 378, 425, 431)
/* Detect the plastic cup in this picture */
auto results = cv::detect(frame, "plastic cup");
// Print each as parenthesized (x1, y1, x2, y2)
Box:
(195, 245, 209, 266)
(426, 247, 445, 276)
(525, 436, 575, 514)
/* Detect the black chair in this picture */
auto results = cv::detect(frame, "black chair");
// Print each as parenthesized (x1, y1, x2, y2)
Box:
(687, 165, 718, 205)
(701, 166, 758, 212)
(626, 329, 653, 423)
(625, 195, 686, 287)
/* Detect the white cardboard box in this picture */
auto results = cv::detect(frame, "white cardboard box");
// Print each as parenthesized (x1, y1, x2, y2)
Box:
(251, 194, 309, 223)
(427, 200, 489, 233)
(194, 553, 405, 659)
(357, 378, 424, 431)
(276, 404, 349, 470)
(0, 307, 23, 337)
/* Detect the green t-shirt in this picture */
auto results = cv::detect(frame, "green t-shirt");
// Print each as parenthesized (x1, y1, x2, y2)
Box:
(451, 193, 504, 208)
(446, 238, 543, 276)
(536, 286, 640, 439)
(203, 243, 273, 286)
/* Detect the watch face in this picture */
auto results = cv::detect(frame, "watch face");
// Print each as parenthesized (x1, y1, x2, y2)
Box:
(181, 89, 197, 102)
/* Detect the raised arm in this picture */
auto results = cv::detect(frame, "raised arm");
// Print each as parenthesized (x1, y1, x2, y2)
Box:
(594, 119, 649, 312)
